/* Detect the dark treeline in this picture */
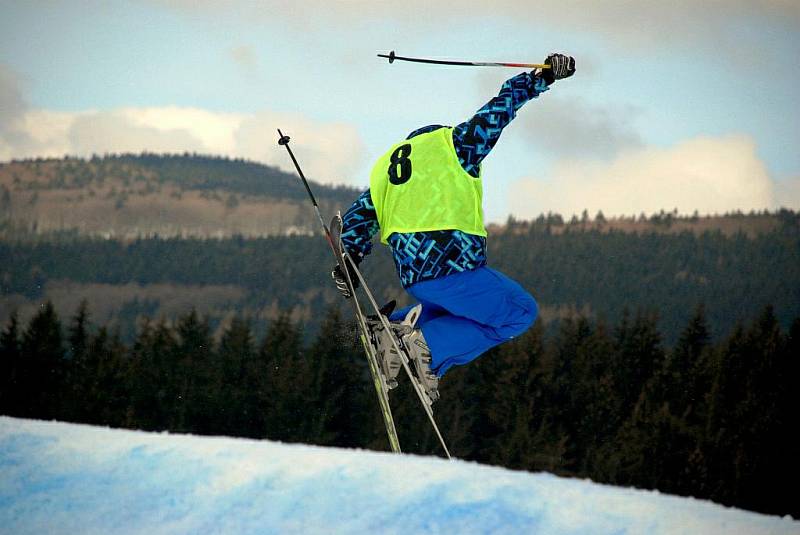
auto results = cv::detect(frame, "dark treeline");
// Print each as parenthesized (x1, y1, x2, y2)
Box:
(0, 301, 376, 447)
(1, 300, 796, 518)
(2, 211, 799, 343)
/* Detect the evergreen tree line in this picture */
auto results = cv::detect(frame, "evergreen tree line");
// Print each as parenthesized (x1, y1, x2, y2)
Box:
(0, 301, 372, 448)
(1, 300, 797, 518)
(3, 212, 799, 344)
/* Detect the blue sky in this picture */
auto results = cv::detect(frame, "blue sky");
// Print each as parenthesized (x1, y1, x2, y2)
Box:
(1, 0, 798, 221)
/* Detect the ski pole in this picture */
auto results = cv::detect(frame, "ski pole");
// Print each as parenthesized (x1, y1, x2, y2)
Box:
(277, 130, 452, 459)
(378, 50, 550, 69)
(276, 130, 407, 455)
(277, 129, 337, 254)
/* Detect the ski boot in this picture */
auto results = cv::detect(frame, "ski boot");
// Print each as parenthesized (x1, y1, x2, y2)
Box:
(365, 300, 404, 389)
(400, 327, 440, 404)
(366, 317, 403, 389)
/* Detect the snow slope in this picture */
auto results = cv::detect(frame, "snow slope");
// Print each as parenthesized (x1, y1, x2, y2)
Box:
(0, 417, 796, 535)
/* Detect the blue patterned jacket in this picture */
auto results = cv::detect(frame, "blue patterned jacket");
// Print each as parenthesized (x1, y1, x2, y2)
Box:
(342, 71, 549, 288)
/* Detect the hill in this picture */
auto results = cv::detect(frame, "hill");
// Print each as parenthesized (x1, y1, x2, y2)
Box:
(0, 154, 360, 238)
(1, 417, 796, 534)
(2, 154, 798, 343)
(1, 154, 794, 240)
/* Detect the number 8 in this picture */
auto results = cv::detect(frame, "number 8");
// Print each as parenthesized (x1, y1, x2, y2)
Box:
(388, 144, 413, 185)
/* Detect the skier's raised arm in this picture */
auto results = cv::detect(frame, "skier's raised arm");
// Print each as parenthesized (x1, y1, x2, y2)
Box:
(452, 53, 576, 177)
(333, 53, 575, 300)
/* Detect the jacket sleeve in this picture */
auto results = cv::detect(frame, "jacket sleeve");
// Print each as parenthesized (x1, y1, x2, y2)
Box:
(453, 71, 550, 177)
(340, 188, 380, 263)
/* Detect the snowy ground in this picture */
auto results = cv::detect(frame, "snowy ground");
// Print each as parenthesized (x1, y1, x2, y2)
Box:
(0, 417, 796, 535)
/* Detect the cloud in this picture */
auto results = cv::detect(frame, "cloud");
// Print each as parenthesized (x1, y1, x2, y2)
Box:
(151, 0, 800, 24)
(519, 95, 644, 159)
(509, 134, 784, 218)
(235, 112, 364, 185)
(1, 59, 363, 185)
(68, 112, 207, 155)
(774, 176, 800, 210)
(230, 45, 257, 69)
(0, 64, 36, 154)
(116, 107, 243, 153)
(148, 0, 799, 60)
(0, 65, 26, 127)
(0, 104, 365, 186)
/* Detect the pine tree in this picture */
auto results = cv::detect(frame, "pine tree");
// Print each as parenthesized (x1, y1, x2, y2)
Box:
(82, 326, 129, 426)
(19, 302, 65, 419)
(594, 309, 665, 486)
(307, 307, 370, 448)
(611, 309, 665, 416)
(215, 315, 258, 437)
(258, 313, 312, 442)
(665, 304, 713, 495)
(781, 319, 800, 518)
(616, 399, 695, 493)
(551, 316, 594, 471)
(483, 323, 546, 469)
(704, 323, 747, 506)
(613, 305, 714, 495)
(702, 307, 786, 511)
(0, 312, 22, 414)
(128, 319, 177, 431)
(174, 309, 214, 433)
(571, 319, 619, 477)
(68, 300, 90, 362)
(734, 306, 791, 515)
(63, 301, 91, 422)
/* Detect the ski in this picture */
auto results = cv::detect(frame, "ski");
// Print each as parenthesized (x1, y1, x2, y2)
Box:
(332, 215, 451, 459)
(330, 215, 401, 454)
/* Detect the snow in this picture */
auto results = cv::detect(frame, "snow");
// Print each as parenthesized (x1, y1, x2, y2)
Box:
(1, 416, 796, 535)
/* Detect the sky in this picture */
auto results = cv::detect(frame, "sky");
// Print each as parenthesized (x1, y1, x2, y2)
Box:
(3, 416, 798, 534)
(1, 1, 798, 222)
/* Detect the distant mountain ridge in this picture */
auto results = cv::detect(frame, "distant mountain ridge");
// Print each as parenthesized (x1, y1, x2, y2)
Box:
(2, 154, 795, 240)
(0, 153, 360, 238)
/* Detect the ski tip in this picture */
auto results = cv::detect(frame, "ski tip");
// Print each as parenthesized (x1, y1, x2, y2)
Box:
(401, 304, 422, 329)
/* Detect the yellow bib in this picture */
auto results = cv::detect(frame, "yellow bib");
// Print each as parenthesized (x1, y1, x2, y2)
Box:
(369, 127, 487, 244)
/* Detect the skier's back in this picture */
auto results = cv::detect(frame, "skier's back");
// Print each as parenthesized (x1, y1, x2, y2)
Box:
(334, 54, 576, 401)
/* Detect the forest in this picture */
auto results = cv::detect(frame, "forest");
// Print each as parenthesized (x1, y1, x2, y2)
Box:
(2, 209, 798, 344)
(1, 299, 796, 518)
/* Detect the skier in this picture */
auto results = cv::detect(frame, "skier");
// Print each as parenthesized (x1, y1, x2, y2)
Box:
(333, 53, 576, 402)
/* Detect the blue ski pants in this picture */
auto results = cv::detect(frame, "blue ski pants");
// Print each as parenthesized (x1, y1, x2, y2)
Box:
(389, 266, 538, 377)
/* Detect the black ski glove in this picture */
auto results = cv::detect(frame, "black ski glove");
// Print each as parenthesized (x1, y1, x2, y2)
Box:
(539, 53, 575, 86)
(331, 261, 359, 299)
